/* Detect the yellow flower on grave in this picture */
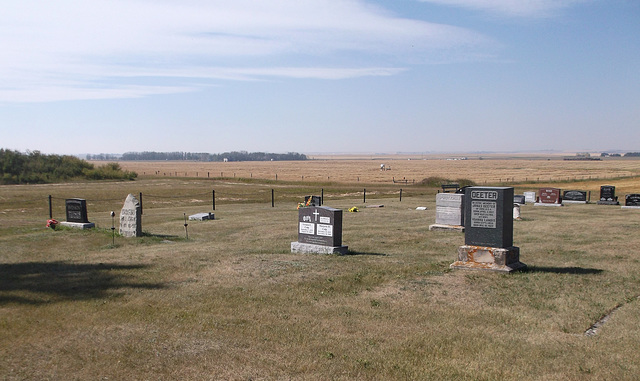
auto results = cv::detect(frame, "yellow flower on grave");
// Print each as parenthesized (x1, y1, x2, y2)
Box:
(349, 207, 359, 212)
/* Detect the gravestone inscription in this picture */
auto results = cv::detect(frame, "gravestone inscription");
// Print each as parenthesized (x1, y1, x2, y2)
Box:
(291, 206, 348, 254)
(119, 194, 142, 237)
(563, 190, 588, 204)
(597, 185, 619, 205)
(451, 186, 525, 272)
(429, 193, 464, 232)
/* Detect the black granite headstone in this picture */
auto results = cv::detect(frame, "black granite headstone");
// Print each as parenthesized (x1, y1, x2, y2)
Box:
(563, 190, 587, 202)
(464, 187, 513, 248)
(304, 195, 322, 206)
(626, 194, 640, 207)
(65, 198, 89, 223)
(598, 185, 619, 205)
(298, 206, 342, 247)
(513, 195, 526, 204)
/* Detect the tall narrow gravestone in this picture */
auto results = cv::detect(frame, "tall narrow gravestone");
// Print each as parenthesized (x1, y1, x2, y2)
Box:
(59, 198, 95, 229)
(291, 206, 348, 254)
(119, 194, 142, 237)
(451, 187, 526, 272)
(597, 185, 619, 205)
(534, 187, 563, 207)
(429, 193, 464, 232)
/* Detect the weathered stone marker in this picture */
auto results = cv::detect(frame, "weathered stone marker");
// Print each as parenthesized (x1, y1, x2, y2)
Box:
(451, 186, 526, 272)
(562, 190, 588, 204)
(597, 185, 619, 205)
(119, 194, 142, 237)
(429, 193, 464, 232)
(622, 194, 640, 209)
(524, 191, 536, 204)
(291, 206, 348, 254)
(59, 198, 95, 229)
(189, 212, 215, 221)
(534, 187, 563, 207)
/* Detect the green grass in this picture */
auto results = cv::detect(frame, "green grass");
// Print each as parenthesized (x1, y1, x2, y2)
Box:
(1, 179, 640, 379)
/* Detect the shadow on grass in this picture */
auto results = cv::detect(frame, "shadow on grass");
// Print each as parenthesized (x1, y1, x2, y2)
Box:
(0, 261, 165, 305)
(346, 251, 388, 256)
(525, 265, 603, 275)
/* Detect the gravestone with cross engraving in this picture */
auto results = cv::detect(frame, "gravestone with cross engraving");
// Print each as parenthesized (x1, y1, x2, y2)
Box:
(291, 206, 348, 254)
(451, 186, 526, 272)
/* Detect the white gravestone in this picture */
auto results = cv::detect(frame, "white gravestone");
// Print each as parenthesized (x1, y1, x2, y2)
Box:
(119, 194, 142, 237)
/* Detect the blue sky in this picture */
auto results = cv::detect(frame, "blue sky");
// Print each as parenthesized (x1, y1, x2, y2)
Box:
(1, 0, 638, 155)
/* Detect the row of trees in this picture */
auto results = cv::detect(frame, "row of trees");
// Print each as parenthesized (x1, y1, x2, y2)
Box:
(0, 149, 137, 184)
(601, 152, 640, 157)
(119, 151, 307, 162)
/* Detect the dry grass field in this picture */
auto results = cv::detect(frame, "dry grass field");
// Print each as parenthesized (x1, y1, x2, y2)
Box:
(2, 155, 640, 380)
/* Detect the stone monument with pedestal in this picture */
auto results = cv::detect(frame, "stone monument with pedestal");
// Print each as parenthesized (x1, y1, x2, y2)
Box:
(451, 187, 526, 272)
(622, 194, 640, 209)
(562, 190, 588, 204)
(59, 198, 95, 229)
(291, 206, 348, 255)
(597, 185, 619, 205)
(119, 194, 142, 237)
(534, 188, 563, 207)
(429, 193, 464, 232)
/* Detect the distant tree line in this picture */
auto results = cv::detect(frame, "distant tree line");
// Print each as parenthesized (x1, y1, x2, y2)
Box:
(86, 153, 121, 161)
(0, 149, 137, 184)
(120, 151, 307, 162)
(601, 152, 640, 157)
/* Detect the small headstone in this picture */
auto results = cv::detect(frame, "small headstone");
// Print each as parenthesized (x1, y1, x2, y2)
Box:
(513, 195, 526, 205)
(304, 195, 322, 206)
(563, 190, 588, 204)
(189, 212, 215, 221)
(622, 194, 640, 209)
(59, 198, 95, 229)
(513, 203, 521, 220)
(524, 191, 536, 204)
(597, 185, 619, 205)
(119, 194, 142, 237)
(534, 188, 563, 207)
(429, 193, 464, 232)
(451, 187, 525, 272)
(291, 206, 348, 254)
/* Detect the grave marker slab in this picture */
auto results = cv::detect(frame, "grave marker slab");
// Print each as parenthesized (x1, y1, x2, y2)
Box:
(189, 212, 215, 221)
(513, 195, 526, 205)
(597, 185, 619, 205)
(563, 190, 588, 204)
(622, 194, 640, 209)
(429, 193, 464, 232)
(119, 194, 142, 237)
(451, 187, 525, 272)
(524, 191, 536, 204)
(291, 206, 348, 254)
(534, 188, 563, 207)
(59, 198, 95, 229)
(304, 195, 322, 206)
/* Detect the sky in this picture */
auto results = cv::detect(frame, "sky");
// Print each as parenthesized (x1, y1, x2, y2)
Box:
(1, 0, 638, 155)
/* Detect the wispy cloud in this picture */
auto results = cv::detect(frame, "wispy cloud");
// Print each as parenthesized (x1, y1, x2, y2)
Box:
(416, 0, 587, 17)
(0, 0, 492, 102)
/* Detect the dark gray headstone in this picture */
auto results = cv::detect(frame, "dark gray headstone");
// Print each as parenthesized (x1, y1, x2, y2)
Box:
(119, 194, 142, 237)
(65, 198, 89, 223)
(563, 190, 587, 202)
(297, 206, 343, 247)
(464, 187, 514, 248)
(597, 185, 619, 205)
(626, 194, 640, 207)
(304, 195, 322, 206)
(513, 195, 526, 205)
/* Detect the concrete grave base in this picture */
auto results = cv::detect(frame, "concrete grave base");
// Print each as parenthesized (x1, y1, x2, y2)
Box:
(291, 242, 349, 255)
(534, 202, 564, 207)
(451, 245, 526, 273)
(597, 201, 620, 205)
(563, 200, 588, 204)
(621, 206, 640, 210)
(59, 221, 95, 229)
(428, 224, 464, 232)
(189, 212, 215, 221)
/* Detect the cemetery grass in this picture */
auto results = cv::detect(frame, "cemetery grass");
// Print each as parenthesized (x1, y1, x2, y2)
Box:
(1, 179, 640, 379)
